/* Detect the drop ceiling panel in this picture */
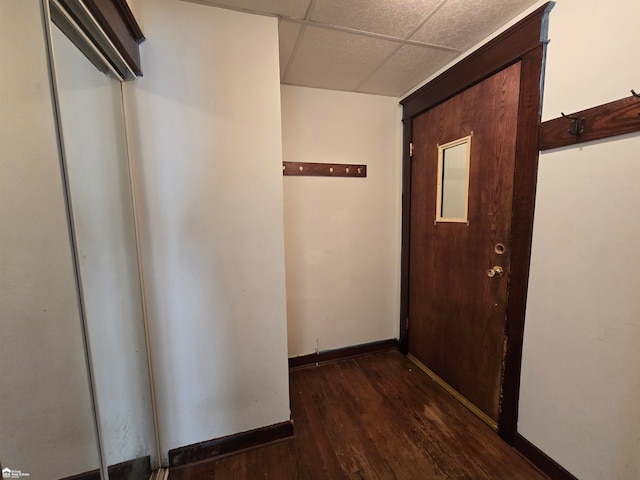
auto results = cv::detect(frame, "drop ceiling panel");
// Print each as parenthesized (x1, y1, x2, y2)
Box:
(284, 26, 398, 92)
(411, 0, 538, 50)
(184, 0, 541, 97)
(191, 0, 311, 19)
(279, 20, 302, 78)
(358, 44, 458, 97)
(310, 0, 444, 39)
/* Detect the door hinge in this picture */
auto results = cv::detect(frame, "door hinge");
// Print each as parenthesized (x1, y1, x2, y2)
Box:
(409, 142, 414, 158)
(405, 317, 409, 330)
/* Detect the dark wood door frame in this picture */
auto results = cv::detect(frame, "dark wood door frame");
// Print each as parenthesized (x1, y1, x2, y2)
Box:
(399, 2, 554, 444)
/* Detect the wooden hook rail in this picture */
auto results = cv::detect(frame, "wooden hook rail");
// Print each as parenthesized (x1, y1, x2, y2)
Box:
(539, 91, 640, 150)
(282, 161, 367, 178)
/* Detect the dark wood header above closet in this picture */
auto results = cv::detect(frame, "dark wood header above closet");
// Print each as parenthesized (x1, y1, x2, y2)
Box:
(58, 0, 144, 76)
(83, 0, 144, 75)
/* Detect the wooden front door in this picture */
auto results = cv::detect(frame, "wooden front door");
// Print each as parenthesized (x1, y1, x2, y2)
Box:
(408, 62, 522, 425)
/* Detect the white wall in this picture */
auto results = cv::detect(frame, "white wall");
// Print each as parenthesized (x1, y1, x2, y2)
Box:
(125, 0, 290, 464)
(518, 1, 640, 479)
(0, 1, 100, 478)
(281, 86, 402, 357)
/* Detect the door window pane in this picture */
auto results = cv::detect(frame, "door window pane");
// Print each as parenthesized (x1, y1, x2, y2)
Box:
(436, 135, 471, 222)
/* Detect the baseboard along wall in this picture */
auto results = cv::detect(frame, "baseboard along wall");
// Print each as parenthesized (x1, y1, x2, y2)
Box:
(58, 456, 151, 480)
(288, 338, 400, 369)
(514, 433, 579, 480)
(168, 421, 294, 467)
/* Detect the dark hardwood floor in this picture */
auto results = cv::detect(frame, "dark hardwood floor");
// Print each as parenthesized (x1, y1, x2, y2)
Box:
(170, 351, 546, 479)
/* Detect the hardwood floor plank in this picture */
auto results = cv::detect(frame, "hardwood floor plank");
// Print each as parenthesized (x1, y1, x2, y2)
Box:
(292, 368, 349, 480)
(361, 353, 487, 478)
(330, 358, 444, 479)
(317, 361, 398, 479)
(358, 352, 543, 479)
(169, 351, 547, 480)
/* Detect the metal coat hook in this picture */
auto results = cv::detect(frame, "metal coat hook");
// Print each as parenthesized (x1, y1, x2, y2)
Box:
(632, 90, 640, 117)
(561, 112, 585, 136)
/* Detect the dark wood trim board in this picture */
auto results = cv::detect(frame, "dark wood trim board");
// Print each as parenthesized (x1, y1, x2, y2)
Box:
(400, 3, 554, 120)
(514, 433, 579, 480)
(288, 339, 400, 369)
(498, 43, 545, 443)
(399, 2, 554, 444)
(59, 469, 101, 480)
(57, 0, 144, 76)
(539, 94, 640, 150)
(58, 455, 151, 480)
(82, 0, 145, 75)
(169, 421, 294, 467)
(399, 120, 413, 355)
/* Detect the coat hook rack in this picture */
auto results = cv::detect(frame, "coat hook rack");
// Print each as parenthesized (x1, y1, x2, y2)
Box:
(282, 161, 367, 178)
(540, 92, 640, 150)
(561, 112, 585, 136)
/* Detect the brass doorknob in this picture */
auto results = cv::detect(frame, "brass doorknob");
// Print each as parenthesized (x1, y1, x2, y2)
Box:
(487, 266, 504, 278)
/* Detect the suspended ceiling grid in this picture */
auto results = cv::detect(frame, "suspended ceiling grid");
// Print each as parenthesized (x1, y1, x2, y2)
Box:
(184, 0, 540, 97)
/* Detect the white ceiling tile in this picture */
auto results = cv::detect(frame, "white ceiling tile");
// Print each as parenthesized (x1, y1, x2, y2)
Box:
(310, 0, 444, 39)
(284, 26, 398, 91)
(279, 20, 302, 79)
(358, 44, 458, 97)
(190, 0, 312, 19)
(186, 0, 541, 96)
(411, 0, 538, 50)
